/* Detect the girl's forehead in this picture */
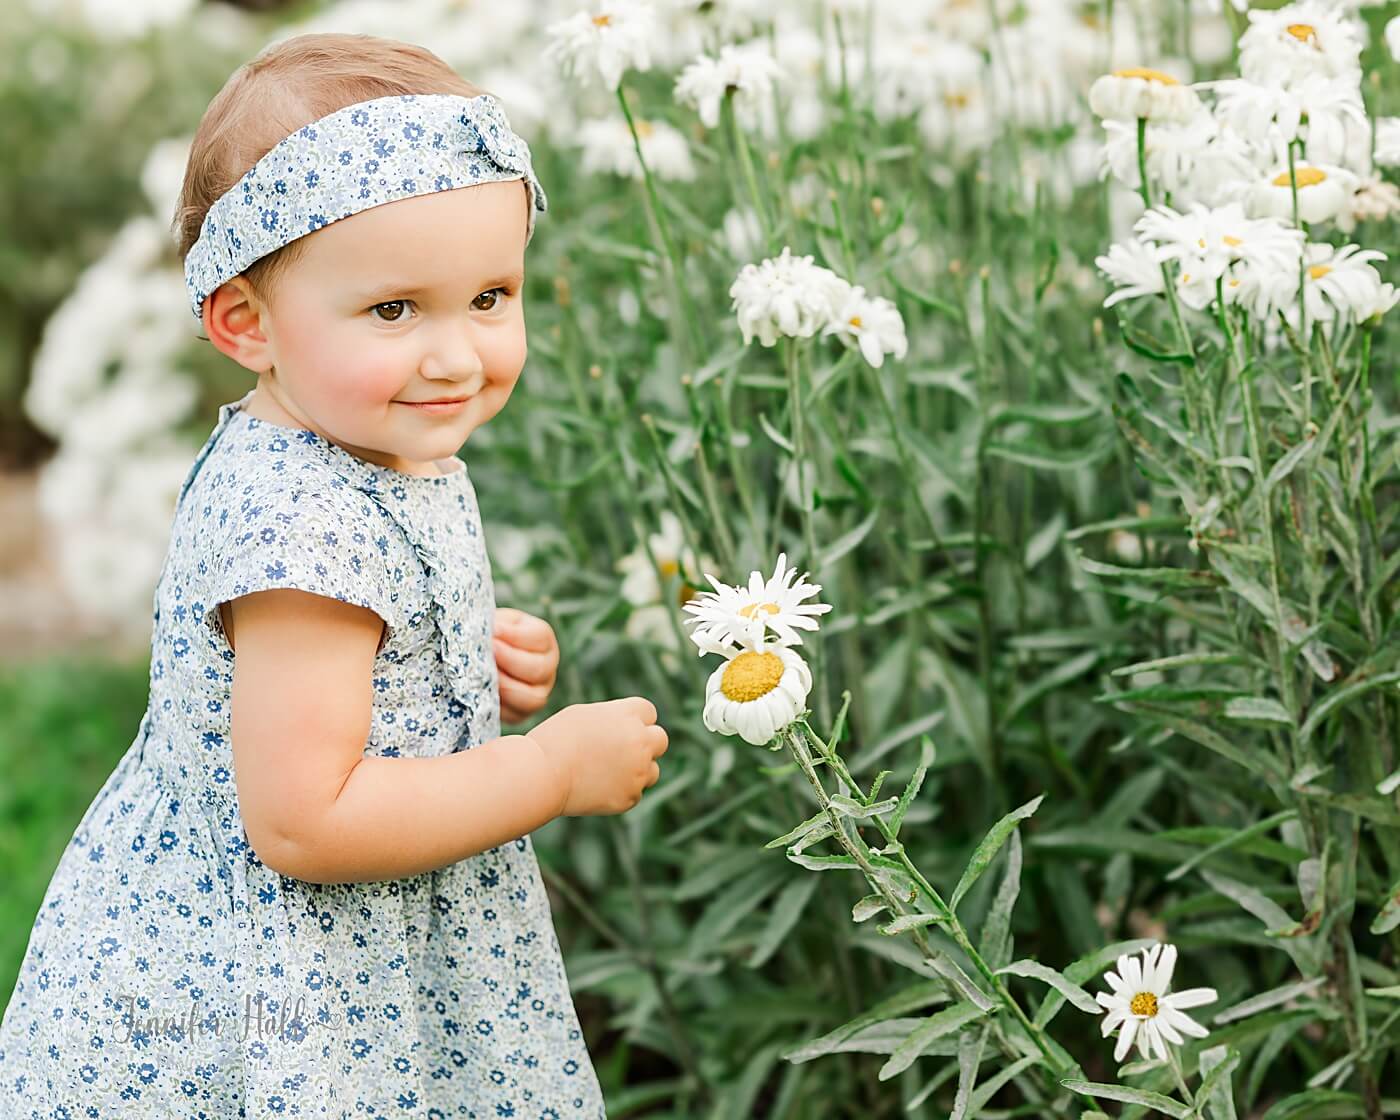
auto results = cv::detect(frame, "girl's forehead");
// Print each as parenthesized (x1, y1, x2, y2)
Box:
(298, 179, 530, 270)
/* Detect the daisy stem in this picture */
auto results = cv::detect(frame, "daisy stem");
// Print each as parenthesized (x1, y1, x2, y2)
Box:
(1240, 368, 1303, 769)
(638, 412, 738, 579)
(794, 718, 1067, 1076)
(726, 93, 774, 252)
(1135, 117, 1152, 212)
(615, 82, 705, 366)
(1167, 1046, 1196, 1108)
(783, 725, 1066, 1101)
(784, 337, 829, 726)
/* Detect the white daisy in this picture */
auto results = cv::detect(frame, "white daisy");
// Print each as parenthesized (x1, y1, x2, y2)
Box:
(702, 643, 813, 747)
(1103, 108, 1250, 205)
(1207, 74, 1370, 172)
(616, 511, 714, 608)
(1246, 242, 1392, 327)
(821, 285, 908, 368)
(682, 552, 832, 656)
(1238, 3, 1363, 88)
(1247, 161, 1356, 224)
(1374, 118, 1400, 168)
(1134, 202, 1304, 311)
(544, 0, 657, 92)
(576, 116, 696, 182)
(1353, 281, 1400, 323)
(1095, 943, 1217, 1063)
(1387, 15, 1400, 63)
(1336, 173, 1400, 233)
(1095, 237, 1166, 308)
(1089, 68, 1201, 124)
(729, 247, 851, 347)
(674, 40, 786, 130)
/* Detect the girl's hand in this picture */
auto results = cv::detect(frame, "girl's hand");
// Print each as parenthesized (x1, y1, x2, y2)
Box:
(493, 607, 559, 725)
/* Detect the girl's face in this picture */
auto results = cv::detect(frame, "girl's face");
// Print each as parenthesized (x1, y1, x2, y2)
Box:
(226, 179, 530, 474)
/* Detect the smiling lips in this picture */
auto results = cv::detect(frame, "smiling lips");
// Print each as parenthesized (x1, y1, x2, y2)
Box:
(400, 396, 470, 413)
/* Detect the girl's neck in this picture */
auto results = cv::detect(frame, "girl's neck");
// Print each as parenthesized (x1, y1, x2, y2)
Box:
(243, 382, 456, 477)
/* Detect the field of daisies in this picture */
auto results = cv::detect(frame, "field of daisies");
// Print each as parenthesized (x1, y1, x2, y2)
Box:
(4, 0, 1400, 1116)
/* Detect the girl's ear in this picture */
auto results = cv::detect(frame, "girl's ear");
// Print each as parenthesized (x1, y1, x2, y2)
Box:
(205, 277, 275, 375)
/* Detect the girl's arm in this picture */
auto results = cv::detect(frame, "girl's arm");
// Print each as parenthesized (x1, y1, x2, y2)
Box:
(226, 587, 569, 884)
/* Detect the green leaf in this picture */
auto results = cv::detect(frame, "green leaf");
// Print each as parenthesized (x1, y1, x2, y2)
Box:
(746, 876, 819, 969)
(890, 735, 936, 834)
(1059, 1079, 1193, 1118)
(1035, 940, 1158, 1030)
(979, 829, 1022, 971)
(827, 793, 900, 819)
(818, 509, 879, 573)
(1370, 877, 1400, 935)
(1263, 435, 1315, 493)
(1260, 1090, 1365, 1119)
(949, 1025, 989, 1120)
(1165, 809, 1299, 883)
(1197, 1044, 1240, 1120)
(763, 810, 831, 851)
(950, 795, 1045, 911)
(878, 1003, 987, 1081)
(1299, 672, 1400, 744)
(879, 912, 944, 936)
(996, 959, 1101, 1013)
(1213, 978, 1325, 1025)
(685, 864, 788, 955)
(785, 852, 860, 872)
(1223, 697, 1294, 725)
(1078, 552, 1221, 589)
(853, 894, 890, 923)
(782, 981, 951, 1063)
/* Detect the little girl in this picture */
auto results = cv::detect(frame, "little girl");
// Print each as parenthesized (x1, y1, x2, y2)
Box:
(0, 32, 669, 1118)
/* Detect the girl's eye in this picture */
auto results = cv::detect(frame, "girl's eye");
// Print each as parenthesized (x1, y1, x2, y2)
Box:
(472, 287, 510, 312)
(370, 300, 410, 323)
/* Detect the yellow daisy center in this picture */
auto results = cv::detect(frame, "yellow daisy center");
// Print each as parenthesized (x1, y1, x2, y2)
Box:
(677, 581, 697, 609)
(635, 119, 654, 138)
(848, 315, 864, 329)
(738, 601, 781, 620)
(1223, 234, 1243, 247)
(659, 558, 679, 578)
(593, 13, 612, 26)
(1112, 67, 1178, 85)
(946, 91, 970, 109)
(1286, 23, 1316, 43)
(1309, 264, 1333, 280)
(720, 650, 785, 703)
(1129, 991, 1159, 1017)
(1272, 166, 1326, 188)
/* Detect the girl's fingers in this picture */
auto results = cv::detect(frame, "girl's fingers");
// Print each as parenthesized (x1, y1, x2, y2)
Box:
(493, 637, 556, 685)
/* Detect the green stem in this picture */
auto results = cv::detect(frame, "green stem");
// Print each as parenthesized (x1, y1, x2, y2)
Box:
(616, 82, 704, 365)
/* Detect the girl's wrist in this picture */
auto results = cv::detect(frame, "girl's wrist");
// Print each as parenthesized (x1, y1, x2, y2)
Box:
(523, 732, 573, 818)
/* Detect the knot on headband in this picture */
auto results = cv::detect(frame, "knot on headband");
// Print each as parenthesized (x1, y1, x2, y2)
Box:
(183, 92, 548, 321)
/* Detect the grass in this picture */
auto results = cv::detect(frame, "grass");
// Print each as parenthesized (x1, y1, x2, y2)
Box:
(0, 655, 148, 1006)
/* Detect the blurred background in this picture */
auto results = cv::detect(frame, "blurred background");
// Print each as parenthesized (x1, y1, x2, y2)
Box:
(4, 0, 1400, 1115)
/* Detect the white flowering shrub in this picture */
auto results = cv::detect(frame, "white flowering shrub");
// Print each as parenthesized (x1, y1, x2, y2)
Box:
(11, 0, 1400, 1115)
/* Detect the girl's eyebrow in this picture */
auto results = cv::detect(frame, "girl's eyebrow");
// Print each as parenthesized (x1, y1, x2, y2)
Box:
(355, 271, 525, 302)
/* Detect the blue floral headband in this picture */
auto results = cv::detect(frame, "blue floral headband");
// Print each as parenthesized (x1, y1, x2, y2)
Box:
(182, 92, 548, 320)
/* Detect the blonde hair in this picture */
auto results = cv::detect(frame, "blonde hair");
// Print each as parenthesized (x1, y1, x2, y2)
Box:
(174, 33, 487, 309)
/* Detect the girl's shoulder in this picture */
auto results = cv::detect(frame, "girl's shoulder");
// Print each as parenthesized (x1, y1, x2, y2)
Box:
(181, 407, 420, 642)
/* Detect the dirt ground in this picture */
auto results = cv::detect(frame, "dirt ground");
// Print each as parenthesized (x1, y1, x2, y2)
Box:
(0, 470, 141, 666)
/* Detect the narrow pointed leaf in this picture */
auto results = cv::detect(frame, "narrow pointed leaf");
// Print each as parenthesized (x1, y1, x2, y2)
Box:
(950, 795, 1045, 911)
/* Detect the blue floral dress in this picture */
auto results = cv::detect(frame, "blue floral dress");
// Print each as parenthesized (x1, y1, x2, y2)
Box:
(0, 389, 606, 1119)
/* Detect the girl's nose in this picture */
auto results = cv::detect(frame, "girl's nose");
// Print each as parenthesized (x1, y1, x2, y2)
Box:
(419, 318, 486, 383)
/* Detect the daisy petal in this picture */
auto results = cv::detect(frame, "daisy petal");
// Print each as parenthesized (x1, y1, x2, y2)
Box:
(1114, 1017, 1138, 1062)
(1161, 1005, 1210, 1038)
(1154, 943, 1178, 994)
(1164, 987, 1217, 1010)
(1101, 1009, 1128, 1038)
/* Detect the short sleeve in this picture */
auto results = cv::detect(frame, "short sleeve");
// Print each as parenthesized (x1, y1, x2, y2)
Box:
(198, 475, 407, 651)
